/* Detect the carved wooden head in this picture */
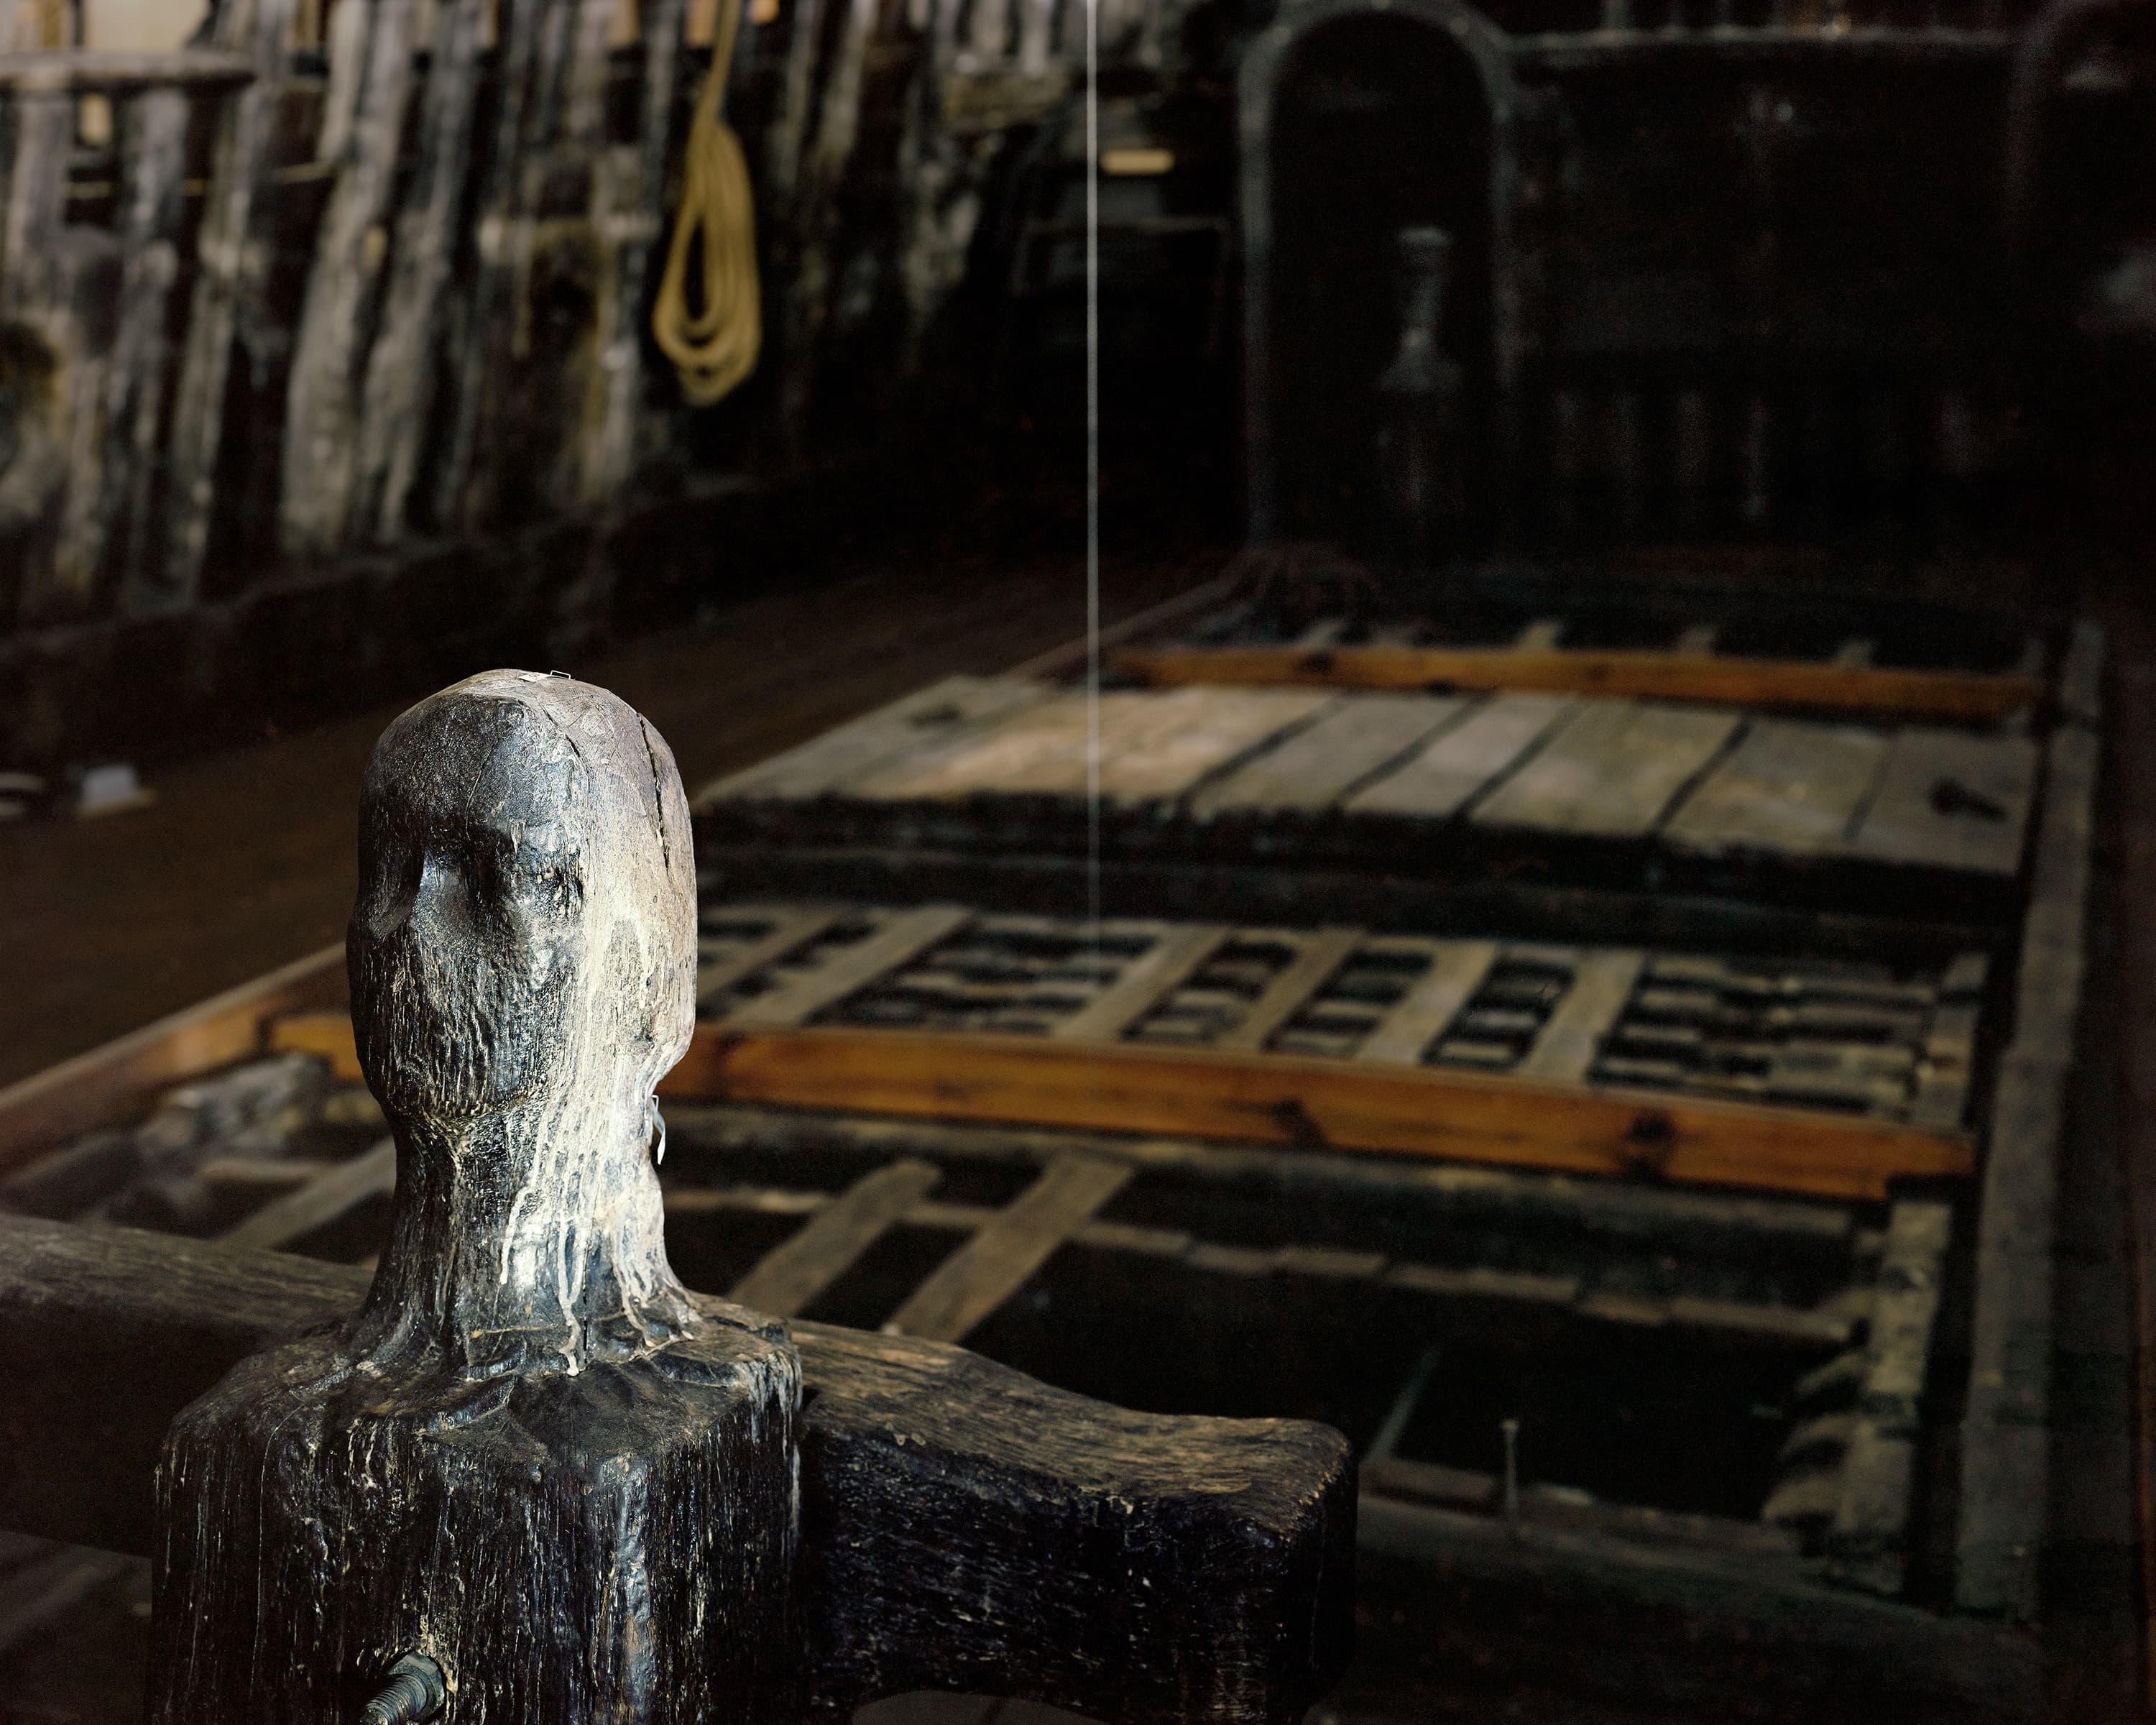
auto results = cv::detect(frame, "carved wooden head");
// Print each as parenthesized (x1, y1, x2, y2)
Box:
(346, 671, 701, 1376)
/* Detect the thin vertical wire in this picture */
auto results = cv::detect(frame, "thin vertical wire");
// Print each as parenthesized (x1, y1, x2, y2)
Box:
(1084, 0, 1101, 942)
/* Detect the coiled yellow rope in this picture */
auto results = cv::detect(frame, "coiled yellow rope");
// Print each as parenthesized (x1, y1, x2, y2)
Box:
(652, 0, 761, 405)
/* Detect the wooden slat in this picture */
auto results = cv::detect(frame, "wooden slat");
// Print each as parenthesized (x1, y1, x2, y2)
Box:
(1110, 644, 2050, 722)
(1514, 951, 1646, 1082)
(882, 1154, 1133, 1343)
(1358, 942, 1500, 1064)
(1345, 694, 1573, 820)
(218, 1137, 395, 1251)
(93, 87, 191, 599)
(0, 944, 349, 1174)
(727, 1157, 942, 1317)
(723, 906, 972, 1029)
(1827, 1198, 1952, 1594)
(1473, 702, 1741, 840)
(1849, 729, 2039, 877)
(347, 0, 489, 541)
(1662, 719, 1892, 859)
(699, 676, 1051, 804)
(696, 906, 847, 1007)
(857, 686, 1332, 806)
(1217, 928, 1363, 1053)
(277, 0, 420, 554)
(156, 0, 302, 602)
(666, 1026, 1975, 1202)
(1051, 924, 1231, 1042)
(1190, 694, 1467, 816)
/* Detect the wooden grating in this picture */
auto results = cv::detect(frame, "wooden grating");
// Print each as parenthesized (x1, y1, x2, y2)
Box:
(270, 900, 1988, 1201)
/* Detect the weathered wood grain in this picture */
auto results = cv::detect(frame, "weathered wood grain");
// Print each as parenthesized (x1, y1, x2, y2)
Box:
(347, 0, 489, 543)
(0, 1214, 1353, 1725)
(699, 906, 850, 1006)
(701, 676, 1053, 804)
(1191, 695, 1466, 816)
(860, 687, 1332, 806)
(724, 906, 972, 1027)
(1514, 951, 1645, 1083)
(1051, 923, 1230, 1041)
(883, 1154, 1131, 1342)
(1662, 719, 1892, 858)
(1357, 942, 1499, 1065)
(727, 1156, 942, 1317)
(1217, 927, 1363, 1053)
(1473, 701, 1741, 840)
(1345, 694, 1573, 820)
(154, 0, 297, 604)
(1850, 729, 2039, 878)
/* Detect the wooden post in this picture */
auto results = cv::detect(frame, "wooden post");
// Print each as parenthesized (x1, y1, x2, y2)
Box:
(149, 674, 802, 1720)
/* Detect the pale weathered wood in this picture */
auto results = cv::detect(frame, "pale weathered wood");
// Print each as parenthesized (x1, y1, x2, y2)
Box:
(883, 1154, 1133, 1342)
(0, 48, 252, 90)
(1513, 951, 1645, 1083)
(1051, 924, 1231, 1041)
(1662, 719, 1892, 858)
(702, 676, 1052, 804)
(91, 88, 191, 599)
(1358, 941, 1499, 1064)
(1473, 701, 1741, 840)
(699, 906, 849, 1006)
(1850, 728, 2039, 877)
(1190, 694, 1466, 816)
(347, 0, 489, 543)
(724, 905, 972, 1027)
(860, 687, 1331, 807)
(279, 0, 420, 555)
(216, 1136, 394, 1251)
(155, 0, 298, 604)
(1345, 694, 1574, 820)
(728, 1156, 942, 1317)
(1828, 1198, 1951, 1594)
(1217, 927, 1363, 1053)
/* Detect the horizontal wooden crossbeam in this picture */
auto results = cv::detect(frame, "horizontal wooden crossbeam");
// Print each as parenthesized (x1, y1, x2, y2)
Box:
(1111, 643, 2047, 722)
(268, 1013, 1971, 1201)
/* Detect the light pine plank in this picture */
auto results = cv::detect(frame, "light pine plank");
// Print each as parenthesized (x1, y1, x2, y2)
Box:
(727, 1158, 943, 1317)
(1051, 924, 1232, 1042)
(1514, 951, 1646, 1083)
(722, 906, 973, 1029)
(1190, 694, 1467, 816)
(1473, 701, 1741, 839)
(1848, 729, 2039, 876)
(1345, 694, 1575, 821)
(1662, 719, 1892, 858)
(1358, 942, 1500, 1064)
(883, 1154, 1133, 1343)
(1217, 928, 1364, 1053)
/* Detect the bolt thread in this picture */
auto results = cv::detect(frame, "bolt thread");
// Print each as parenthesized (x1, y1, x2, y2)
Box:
(360, 1653, 446, 1725)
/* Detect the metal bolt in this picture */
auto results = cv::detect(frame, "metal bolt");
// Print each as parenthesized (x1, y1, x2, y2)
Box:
(361, 1652, 446, 1725)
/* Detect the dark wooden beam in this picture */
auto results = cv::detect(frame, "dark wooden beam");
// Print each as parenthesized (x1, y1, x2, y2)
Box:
(0, 1215, 1353, 1725)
